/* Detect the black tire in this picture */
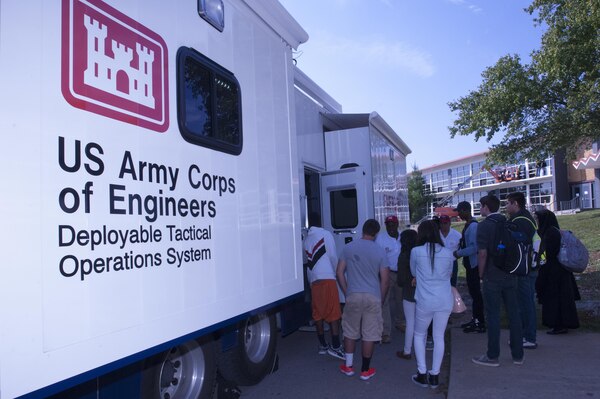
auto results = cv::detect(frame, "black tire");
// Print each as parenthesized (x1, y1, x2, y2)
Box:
(141, 338, 217, 399)
(217, 313, 278, 386)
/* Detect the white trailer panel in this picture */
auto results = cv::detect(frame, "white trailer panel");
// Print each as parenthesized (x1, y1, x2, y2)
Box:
(0, 0, 307, 397)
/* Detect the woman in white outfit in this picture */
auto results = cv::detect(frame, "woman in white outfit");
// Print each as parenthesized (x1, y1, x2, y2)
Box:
(410, 220, 454, 389)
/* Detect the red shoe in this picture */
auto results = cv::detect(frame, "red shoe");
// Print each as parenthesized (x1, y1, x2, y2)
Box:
(360, 368, 376, 380)
(339, 364, 355, 376)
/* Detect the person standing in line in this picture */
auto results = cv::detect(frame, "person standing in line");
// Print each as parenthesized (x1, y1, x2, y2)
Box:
(534, 209, 580, 334)
(472, 194, 524, 367)
(410, 220, 454, 389)
(336, 219, 390, 381)
(303, 212, 344, 360)
(395, 229, 419, 360)
(375, 215, 404, 343)
(506, 192, 539, 349)
(453, 201, 486, 333)
(438, 214, 461, 287)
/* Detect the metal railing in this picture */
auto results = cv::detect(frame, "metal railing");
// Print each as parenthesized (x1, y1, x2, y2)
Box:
(559, 196, 581, 211)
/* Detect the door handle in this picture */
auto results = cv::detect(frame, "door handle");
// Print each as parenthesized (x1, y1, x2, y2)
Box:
(334, 230, 356, 234)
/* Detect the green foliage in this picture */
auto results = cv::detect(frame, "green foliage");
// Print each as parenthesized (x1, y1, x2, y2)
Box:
(449, 0, 600, 165)
(407, 164, 433, 223)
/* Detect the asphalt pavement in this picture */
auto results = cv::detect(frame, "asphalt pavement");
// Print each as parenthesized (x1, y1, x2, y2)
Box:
(448, 326, 600, 399)
(241, 315, 600, 398)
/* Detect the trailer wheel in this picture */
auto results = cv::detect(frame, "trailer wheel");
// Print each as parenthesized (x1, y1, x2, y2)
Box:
(218, 313, 277, 385)
(141, 338, 217, 399)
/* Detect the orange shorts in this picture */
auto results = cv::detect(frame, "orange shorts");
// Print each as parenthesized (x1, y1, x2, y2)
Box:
(311, 279, 342, 323)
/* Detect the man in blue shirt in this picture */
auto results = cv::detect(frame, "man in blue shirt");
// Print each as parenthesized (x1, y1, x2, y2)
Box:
(453, 201, 485, 333)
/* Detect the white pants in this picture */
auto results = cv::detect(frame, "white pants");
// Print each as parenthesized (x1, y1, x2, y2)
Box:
(413, 306, 450, 375)
(402, 300, 416, 355)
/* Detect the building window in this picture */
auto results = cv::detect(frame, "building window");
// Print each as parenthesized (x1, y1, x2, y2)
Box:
(530, 182, 553, 207)
(177, 47, 242, 155)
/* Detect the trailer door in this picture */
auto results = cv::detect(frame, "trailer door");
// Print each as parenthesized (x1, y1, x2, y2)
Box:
(320, 167, 371, 253)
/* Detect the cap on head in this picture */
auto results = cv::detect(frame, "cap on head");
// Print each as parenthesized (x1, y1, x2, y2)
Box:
(453, 201, 471, 213)
(385, 215, 399, 224)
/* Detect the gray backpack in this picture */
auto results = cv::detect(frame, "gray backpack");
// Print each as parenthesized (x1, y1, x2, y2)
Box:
(556, 228, 589, 273)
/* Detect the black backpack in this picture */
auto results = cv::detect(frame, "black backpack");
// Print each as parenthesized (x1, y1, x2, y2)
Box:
(489, 216, 533, 276)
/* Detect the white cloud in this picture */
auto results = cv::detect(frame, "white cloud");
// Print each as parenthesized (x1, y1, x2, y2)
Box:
(446, 0, 483, 13)
(468, 4, 483, 13)
(306, 32, 435, 78)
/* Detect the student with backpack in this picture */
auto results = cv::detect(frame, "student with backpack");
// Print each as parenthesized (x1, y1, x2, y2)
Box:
(505, 192, 539, 349)
(472, 194, 524, 367)
(534, 209, 581, 334)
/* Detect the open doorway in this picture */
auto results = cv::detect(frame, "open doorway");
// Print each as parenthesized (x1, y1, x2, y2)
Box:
(304, 168, 322, 227)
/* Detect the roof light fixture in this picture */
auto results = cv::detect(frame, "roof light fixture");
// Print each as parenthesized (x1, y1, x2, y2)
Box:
(198, 0, 224, 32)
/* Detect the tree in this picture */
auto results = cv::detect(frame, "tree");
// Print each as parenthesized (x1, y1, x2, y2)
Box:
(408, 164, 433, 223)
(448, 0, 600, 164)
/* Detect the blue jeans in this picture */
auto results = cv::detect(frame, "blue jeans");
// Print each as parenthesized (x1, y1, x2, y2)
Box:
(517, 271, 538, 343)
(482, 275, 523, 360)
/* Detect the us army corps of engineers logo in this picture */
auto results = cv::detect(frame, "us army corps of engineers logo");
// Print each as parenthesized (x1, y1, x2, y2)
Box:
(62, 0, 169, 132)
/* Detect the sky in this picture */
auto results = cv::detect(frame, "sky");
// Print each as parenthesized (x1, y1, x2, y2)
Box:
(278, 0, 546, 170)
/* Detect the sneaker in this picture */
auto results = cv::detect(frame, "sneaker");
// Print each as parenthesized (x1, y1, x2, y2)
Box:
(523, 340, 537, 349)
(428, 373, 439, 389)
(381, 335, 391, 344)
(547, 328, 568, 335)
(318, 344, 329, 355)
(360, 368, 376, 380)
(396, 351, 412, 360)
(339, 364, 355, 376)
(513, 358, 524, 365)
(412, 372, 429, 388)
(472, 354, 500, 367)
(327, 345, 345, 360)
(463, 322, 486, 334)
(460, 319, 476, 329)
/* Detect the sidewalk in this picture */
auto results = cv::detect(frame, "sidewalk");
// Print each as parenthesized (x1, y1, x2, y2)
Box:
(447, 326, 600, 399)
(241, 316, 600, 398)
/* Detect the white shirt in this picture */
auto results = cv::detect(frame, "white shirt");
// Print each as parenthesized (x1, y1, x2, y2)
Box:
(440, 228, 461, 252)
(410, 244, 454, 312)
(303, 226, 338, 283)
(375, 230, 401, 271)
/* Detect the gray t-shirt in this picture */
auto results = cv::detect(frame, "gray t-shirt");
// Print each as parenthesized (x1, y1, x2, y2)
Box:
(341, 238, 387, 299)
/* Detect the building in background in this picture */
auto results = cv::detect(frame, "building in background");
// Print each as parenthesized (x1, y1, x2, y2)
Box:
(420, 152, 574, 216)
(570, 141, 600, 209)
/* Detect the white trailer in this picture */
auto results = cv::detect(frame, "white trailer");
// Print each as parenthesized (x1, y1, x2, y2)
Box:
(1, 1, 307, 398)
(295, 69, 411, 251)
(0, 1, 410, 398)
